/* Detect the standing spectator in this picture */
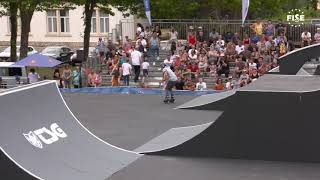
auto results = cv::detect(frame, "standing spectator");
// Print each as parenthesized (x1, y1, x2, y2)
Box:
(62, 65, 72, 88)
(196, 77, 207, 91)
(141, 59, 150, 83)
(265, 20, 275, 37)
(315, 28, 320, 44)
(232, 32, 241, 44)
(97, 37, 106, 64)
(275, 19, 287, 36)
(87, 70, 96, 87)
(251, 18, 264, 37)
(243, 33, 251, 46)
(136, 23, 144, 37)
(144, 26, 152, 40)
(28, 68, 40, 84)
(209, 28, 219, 41)
(111, 66, 120, 86)
(154, 25, 162, 38)
(130, 47, 142, 83)
(217, 58, 230, 78)
(149, 32, 160, 64)
(197, 27, 205, 44)
(94, 71, 103, 87)
(169, 27, 178, 44)
(72, 66, 80, 88)
(188, 32, 197, 46)
(301, 29, 312, 47)
(121, 58, 132, 86)
(53, 68, 62, 88)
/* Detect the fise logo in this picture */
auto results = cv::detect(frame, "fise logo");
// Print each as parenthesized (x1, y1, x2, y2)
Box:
(287, 9, 305, 27)
(23, 123, 67, 149)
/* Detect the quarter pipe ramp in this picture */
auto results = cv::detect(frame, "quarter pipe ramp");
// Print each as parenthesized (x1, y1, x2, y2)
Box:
(0, 81, 142, 180)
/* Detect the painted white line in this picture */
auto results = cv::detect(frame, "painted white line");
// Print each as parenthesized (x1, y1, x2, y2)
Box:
(0, 81, 55, 97)
(54, 82, 141, 155)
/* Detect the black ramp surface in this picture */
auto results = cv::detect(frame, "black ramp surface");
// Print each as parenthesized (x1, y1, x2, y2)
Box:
(109, 156, 320, 180)
(0, 81, 141, 180)
(134, 121, 216, 153)
(176, 90, 236, 110)
(143, 75, 320, 162)
(279, 43, 320, 75)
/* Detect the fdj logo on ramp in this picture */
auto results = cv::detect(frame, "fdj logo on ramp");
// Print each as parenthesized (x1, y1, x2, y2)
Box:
(23, 123, 67, 149)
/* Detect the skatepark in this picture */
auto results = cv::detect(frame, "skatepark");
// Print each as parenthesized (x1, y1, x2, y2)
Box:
(2, 45, 320, 179)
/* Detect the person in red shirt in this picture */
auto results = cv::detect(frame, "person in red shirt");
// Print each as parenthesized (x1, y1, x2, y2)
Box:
(187, 62, 199, 79)
(188, 32, 197, 46)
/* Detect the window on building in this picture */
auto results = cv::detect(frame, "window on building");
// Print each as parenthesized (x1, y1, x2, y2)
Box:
(91, 11, 97, 33)
(60, 10, 70, 33)
(46, 9, 70, 34)
(91, 10, 109, 35)
(47, 10, 57, 33)
(100, 11, 109, 33)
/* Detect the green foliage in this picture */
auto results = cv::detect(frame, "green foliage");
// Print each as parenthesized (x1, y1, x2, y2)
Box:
(131, 0, 319, 20)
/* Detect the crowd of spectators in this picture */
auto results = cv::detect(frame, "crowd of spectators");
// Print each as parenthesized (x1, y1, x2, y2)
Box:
(163, 19, 320, 90)
(52, 19, 320, 90)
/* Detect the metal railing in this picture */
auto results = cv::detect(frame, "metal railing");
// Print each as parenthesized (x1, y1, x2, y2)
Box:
(120, 19, 320, 43)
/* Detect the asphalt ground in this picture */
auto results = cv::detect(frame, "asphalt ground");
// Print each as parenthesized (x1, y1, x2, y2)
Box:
(63, 93, 320, 180)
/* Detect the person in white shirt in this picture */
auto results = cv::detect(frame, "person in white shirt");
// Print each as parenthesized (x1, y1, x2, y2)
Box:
(248, 58, 257, 70)
(225, 76, 234, 90)
(141, 60, 150, 83)
(130, 47, 142, 83)
(314, 28, 320, 44)
(196, 78, 207, 91)
(28, 68, 40, 84)
(162, 65, 178, 103)
(301, 29, 311, 47)
(121, 59, 132, 86)
(235, 41, 245, 55)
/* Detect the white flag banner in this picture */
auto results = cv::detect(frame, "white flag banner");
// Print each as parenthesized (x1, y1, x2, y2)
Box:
(242, 0, 250, 25)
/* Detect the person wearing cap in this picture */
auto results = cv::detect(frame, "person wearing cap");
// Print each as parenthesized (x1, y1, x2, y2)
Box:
(162, 63, 178, 103)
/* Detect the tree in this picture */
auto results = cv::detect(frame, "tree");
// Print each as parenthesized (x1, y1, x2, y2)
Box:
(0, 1, 18, 61)
(70, 0, 142, 61)
(9, 1, 18, 62)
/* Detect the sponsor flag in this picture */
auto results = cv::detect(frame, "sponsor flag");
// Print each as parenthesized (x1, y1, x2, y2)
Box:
(242, 0, 250, 25)
(144, 0, 152, 25)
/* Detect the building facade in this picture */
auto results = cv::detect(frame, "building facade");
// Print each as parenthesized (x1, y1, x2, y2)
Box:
(0, 6, 135, 50)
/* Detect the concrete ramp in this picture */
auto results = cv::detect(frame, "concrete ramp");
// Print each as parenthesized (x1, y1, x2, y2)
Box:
(176, 90, 236, 110)
(140, 75, 320, 162)
(134, 121, 216, 153)
(0, 81, 142, 180)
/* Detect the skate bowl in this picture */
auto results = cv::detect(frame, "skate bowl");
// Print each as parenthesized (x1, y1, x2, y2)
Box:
(0, 81, 142, 180)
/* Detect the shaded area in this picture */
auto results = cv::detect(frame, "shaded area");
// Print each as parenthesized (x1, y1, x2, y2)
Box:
(109, 156, 320, 180)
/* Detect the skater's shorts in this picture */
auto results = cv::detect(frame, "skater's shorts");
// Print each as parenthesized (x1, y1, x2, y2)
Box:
(166, 81, 176, 90)
(143, 69, 149, 76)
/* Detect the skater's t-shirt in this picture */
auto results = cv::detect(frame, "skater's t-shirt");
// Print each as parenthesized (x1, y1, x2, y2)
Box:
(122, 63, 132, 76)
(163, 67, 177, 81)
(142, 62, 150, 70)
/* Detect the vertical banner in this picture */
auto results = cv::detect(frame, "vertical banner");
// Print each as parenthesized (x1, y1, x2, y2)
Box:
(144, 0, 152, 25)
(242, 0, 250, 25)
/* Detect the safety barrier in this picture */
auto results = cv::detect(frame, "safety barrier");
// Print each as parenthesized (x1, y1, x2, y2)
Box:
(60, 87, 221, 96)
